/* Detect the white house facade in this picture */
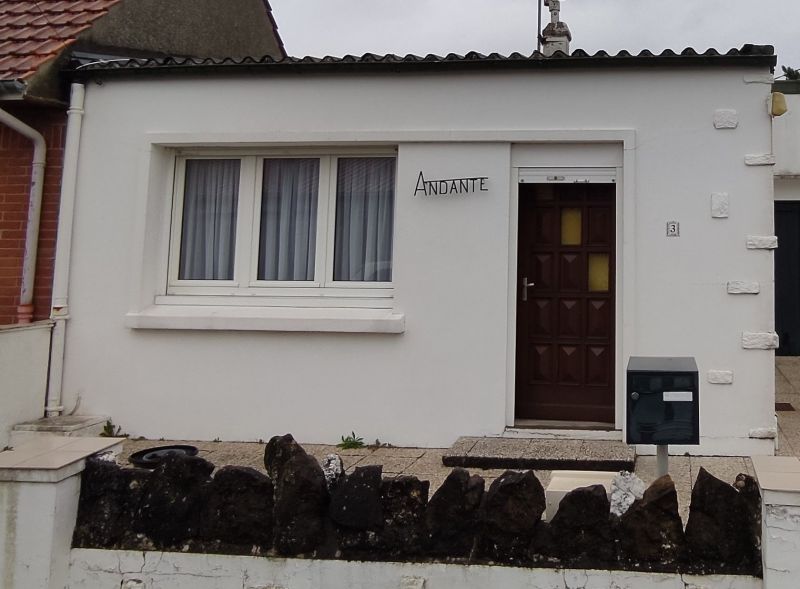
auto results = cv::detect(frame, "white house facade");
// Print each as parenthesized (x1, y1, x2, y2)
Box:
(59, 47, 777, 454)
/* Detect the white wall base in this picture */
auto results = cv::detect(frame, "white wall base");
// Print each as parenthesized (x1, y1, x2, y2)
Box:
(636, 436, 774, 457)
(68, 549, 762, 589)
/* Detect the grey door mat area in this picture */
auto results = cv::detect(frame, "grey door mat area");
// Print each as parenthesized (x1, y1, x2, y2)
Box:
(442, 437, 636, 471)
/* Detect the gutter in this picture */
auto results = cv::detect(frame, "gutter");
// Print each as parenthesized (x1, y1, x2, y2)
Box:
(46, 83, 85, 417)
(0, 105, 46, 323)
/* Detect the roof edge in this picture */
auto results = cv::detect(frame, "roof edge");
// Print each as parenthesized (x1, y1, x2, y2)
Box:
(261, 0, 287, 59)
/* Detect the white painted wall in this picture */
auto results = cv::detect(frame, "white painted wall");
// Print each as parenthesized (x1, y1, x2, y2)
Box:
(774, 93, 800, 176)
(69, 549, 762, 589)
(62, 66, 775, 451)
(0, 322, 51, 448)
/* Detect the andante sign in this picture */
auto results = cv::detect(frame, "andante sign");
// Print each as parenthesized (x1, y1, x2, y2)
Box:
(414, 171, 489, 197)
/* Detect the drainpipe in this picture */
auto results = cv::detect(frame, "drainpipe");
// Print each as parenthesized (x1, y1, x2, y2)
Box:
(46, 83, 85, 417)
(0, 106, 46, 323)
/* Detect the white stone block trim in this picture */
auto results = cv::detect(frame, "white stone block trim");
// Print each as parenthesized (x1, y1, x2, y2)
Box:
(714, 110, 739, 129)
(68, 549, 763, 589)
(711, 192, 730, 218)
(727, 281, 760, 294)
(707, 370, 734, 384)
(749, 428, 777, 439)
(743, 73, 775, 84)
(742, 332, 779, 350)
(744, 154, 776, 166)
(746, 236, 778, 249)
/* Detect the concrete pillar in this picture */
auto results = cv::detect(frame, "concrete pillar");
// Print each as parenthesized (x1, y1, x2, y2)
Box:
(752, 456, 800, 589)
(0, 436, 123, 589)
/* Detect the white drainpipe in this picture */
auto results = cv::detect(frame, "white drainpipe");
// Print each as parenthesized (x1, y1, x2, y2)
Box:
(0, 106, 46, 323)
(46, 83, 85, 417)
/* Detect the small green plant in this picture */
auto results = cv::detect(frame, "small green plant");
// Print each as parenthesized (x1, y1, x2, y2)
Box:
(99, 420, 128, 438)
(337, 431, 365, 449)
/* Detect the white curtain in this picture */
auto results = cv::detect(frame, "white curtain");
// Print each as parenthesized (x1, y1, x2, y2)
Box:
(334, 158, 395, 282)
(259, 159, 319, 281)
(179, 159, 240, 280)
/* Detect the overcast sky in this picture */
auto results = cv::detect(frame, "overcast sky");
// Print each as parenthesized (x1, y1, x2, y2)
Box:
(270, 0, 799, 73)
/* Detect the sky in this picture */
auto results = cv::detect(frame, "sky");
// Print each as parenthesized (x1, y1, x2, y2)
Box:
(270, 0, 799, 73)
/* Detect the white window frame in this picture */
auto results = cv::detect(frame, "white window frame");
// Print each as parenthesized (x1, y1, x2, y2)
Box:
(165, 148, 397, 304)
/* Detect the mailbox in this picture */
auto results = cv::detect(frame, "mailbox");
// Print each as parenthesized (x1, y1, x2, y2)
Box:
(626, 357, 699, 445)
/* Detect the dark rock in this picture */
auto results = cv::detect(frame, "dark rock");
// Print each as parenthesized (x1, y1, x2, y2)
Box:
(264, 434, 329, 556)
(476, 470, 545, 564)
(200, 466, 274, 554)
(379, 475, 430, 556)
(685, 468, 762, 574)
(329, 465, 384, 554)
(735, 472, 763, 566)
(321, 454, 345, 492)
(618, 475, 686, 567)
(72, 457, 151, 549)
(547, 484, 614, 566)
(425, 468, 484, 558)
(136, 453, 214, 549)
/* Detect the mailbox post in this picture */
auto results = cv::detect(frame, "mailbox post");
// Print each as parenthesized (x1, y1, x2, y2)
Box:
(626, 357, 700, 476)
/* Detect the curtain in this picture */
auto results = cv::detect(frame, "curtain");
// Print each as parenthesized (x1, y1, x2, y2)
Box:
(334, 158, 395, 282)
(258, 159, 320, 281)
(179, 159, 240, 280)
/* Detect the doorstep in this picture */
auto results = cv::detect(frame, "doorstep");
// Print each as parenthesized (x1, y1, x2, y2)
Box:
(442, 436, 635, 471)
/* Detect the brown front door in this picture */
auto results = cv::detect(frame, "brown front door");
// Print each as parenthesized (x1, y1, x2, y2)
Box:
(515, 182, 615, 423)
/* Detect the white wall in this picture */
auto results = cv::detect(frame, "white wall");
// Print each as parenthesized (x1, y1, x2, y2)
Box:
(0, 322, 50, 448)
(69, 549, 762, 589)
(62, 66, 775, 450)
(774, 93, 800, 176)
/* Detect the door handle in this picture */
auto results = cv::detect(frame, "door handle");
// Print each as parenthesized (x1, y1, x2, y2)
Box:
(521, 277, 535, 301)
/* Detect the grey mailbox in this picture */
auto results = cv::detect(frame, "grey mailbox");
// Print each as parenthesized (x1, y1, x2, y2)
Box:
(626, 356, 699, 445)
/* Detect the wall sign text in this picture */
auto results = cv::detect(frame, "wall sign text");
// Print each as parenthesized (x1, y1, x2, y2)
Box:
(414, 171, 489, 197)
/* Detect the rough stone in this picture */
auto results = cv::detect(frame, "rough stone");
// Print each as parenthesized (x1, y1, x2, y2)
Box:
(136, 454, 214, 549)
(711, 192, 730, 218)
(72, 457, 151, 549)
(685, 467, 761, 574)
(329, 465, 384, 554)
(742, 331, 779, 349)
(425, 468, 484, 557)
(264, 434, 329, 556)
(749, 427, 777, 439)
(707, 370, 734, 384)
(544, 484, 614, 566)
(727, 281, 759, 294)
(713, 110, 739, 129)
(477, 470, 545, 564)
(745, 235, 778, 250)
(322, 454, 345, 491)
(610, 471, 646, 517)
(201, 466, 274, 553)
(379, 475, 430, 556)
(618, 475, 687, 567)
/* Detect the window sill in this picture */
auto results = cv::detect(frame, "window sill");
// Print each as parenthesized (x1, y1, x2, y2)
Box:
(125, 305, 405, 333)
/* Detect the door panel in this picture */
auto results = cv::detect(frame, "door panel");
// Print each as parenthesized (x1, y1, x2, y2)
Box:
(516, 182, 616, 423)
(776, 202, 800, 355)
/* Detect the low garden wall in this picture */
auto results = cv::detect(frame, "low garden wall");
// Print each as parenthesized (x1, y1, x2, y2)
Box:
(72, 434, 763, 581)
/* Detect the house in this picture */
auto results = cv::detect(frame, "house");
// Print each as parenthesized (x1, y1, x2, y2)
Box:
(0, 0, 284, 446)
(51, 25, 781, 456)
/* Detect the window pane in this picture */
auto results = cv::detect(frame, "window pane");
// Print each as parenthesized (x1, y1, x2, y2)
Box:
(258, 159, 320, 281)
(588, 253, 610, 292)
(561, 208, 581, 245)
(334, 157, 395, 282)
(179, 159, 240, 280)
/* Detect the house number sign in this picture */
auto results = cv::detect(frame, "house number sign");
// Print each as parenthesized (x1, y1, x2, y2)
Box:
(414, 171, 489, 197)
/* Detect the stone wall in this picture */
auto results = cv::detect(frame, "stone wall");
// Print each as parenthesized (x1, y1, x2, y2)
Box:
(73, 435, 762, 576)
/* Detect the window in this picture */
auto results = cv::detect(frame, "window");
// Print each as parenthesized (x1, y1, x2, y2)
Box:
(168, 152, 396, 298)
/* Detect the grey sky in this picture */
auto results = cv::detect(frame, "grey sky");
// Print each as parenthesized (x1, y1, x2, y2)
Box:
(271, 0, 799, 73)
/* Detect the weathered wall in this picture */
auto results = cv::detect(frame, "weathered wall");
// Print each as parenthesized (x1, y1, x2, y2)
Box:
(0, 321, 51, 448)
(68, 550, 763, 589)
(773, 87, 800, 176)
(63, 66, 775, 450)
(0, 105, 65, 324)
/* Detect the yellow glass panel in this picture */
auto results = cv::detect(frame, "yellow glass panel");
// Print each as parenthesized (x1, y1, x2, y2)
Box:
(588, 253, 610, 292)
(561, 208, 581, 245)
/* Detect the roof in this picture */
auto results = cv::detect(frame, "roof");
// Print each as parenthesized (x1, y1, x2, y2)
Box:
(69, 44, 777, 78)
(0, 0, 121, 81)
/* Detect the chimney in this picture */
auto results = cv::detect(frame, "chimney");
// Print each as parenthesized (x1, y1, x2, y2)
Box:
(541, 0, 572, 56)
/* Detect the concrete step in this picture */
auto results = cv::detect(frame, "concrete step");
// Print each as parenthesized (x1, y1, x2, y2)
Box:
(10, 415, 110, 447)
(442, 437, 635, 471)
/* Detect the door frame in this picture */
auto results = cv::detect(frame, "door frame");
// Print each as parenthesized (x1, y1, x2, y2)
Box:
(506, 144, 635, 432)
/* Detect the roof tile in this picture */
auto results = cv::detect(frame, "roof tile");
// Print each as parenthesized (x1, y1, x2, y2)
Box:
(0, 0, 121, 81)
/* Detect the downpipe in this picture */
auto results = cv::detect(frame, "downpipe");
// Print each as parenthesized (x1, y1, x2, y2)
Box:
(46, 83, 85, 417)
(0, 106, 46, 323)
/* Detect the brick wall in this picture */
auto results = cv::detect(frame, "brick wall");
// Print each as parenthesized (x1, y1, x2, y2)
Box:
(0, 105, 66, 325)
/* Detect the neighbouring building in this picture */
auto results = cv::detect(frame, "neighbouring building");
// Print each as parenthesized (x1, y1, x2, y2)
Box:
(56, 41, 780, 455)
